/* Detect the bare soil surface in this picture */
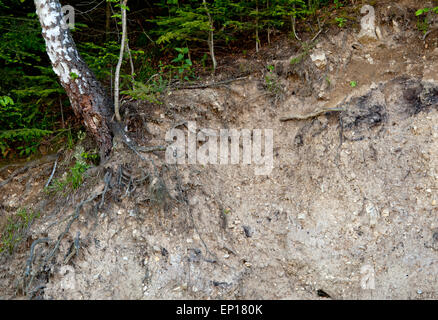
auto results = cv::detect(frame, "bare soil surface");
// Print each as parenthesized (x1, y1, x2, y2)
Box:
(1, 0, 438, 300)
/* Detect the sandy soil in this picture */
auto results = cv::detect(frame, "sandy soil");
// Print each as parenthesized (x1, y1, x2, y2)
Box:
(1, 0, 438, 300)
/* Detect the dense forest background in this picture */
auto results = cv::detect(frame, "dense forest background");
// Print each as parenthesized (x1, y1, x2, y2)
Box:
(0, 0, 436, 160)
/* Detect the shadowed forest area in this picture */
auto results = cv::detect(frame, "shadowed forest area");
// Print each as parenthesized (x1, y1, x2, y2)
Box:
(1, 0, 371, 160)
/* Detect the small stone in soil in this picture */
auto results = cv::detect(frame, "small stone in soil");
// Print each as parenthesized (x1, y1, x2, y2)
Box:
(243, 225, 253, 237)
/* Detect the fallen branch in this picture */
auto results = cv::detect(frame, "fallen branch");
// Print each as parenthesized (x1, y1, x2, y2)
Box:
(172, 76, 248, 90)
(280, 107, 345, 122)
(310, 17, 325, 43)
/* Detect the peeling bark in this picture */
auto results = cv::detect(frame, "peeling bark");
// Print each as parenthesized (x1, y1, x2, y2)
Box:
(34, 0, 114, 158)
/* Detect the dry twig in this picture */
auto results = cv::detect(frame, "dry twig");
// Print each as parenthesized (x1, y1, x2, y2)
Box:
(280, 107, 345, 121)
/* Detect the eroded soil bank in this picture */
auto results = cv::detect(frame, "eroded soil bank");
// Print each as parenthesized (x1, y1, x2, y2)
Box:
(1, 0, 438, 299)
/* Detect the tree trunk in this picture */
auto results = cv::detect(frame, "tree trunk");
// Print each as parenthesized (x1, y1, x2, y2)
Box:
(202, 0, 217, 73)
(114, 0, 128, 122)
(34, 0, 114, 158)
(105, 1, 111, 42)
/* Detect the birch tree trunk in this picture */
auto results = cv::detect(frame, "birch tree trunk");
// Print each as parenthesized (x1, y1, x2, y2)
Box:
(114, 0, 128, 122)
(34, 0, 114, 158)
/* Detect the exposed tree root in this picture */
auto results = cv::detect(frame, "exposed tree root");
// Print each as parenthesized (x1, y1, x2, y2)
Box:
(0, 154, 58, 189)
(423, 26, 438, 40)
(20, 190, 104, 298)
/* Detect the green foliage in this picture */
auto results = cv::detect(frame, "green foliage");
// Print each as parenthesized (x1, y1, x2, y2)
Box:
(0, 128, 53, 157)
(334, 0, 343, 9)
(122, 79, 166, 104)
(264, 64, 281, 94)
(169, 47, 194, 80)
(46, 134, 98, 194)
(123, 47, 193, 102)
(415, 7, 438, 16)
(79, 41, 121, 81)
(416, 6, 438, 34)
(0, 95, 14, 106)
(69, 157, 91, 190)
(46, 157, 90, 193)
(0, 0, 339, 159)
(417, 18, 429, 34)
(150, 0, 328, 65)
(0, 10, 64, 158)
(335, 17, 346, 28)
(0, 208, 40, 255)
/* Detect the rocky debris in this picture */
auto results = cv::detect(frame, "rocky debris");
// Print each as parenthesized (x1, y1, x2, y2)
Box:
(310, 50, 327, 69)
(358, 5, 378, 43)
(242, 225, 253, 238)
(366, 203, 379, 228)
(341, 90, 387, 134)
(338, 77, 438, 142)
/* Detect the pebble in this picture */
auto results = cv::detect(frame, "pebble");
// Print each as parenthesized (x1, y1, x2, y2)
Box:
(366, 203, 379, 227)
(298, 213, 306, 220)
(242, 226, 253, 238)
(310, 50, 327, 69)
(129, 210, 137, 217)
